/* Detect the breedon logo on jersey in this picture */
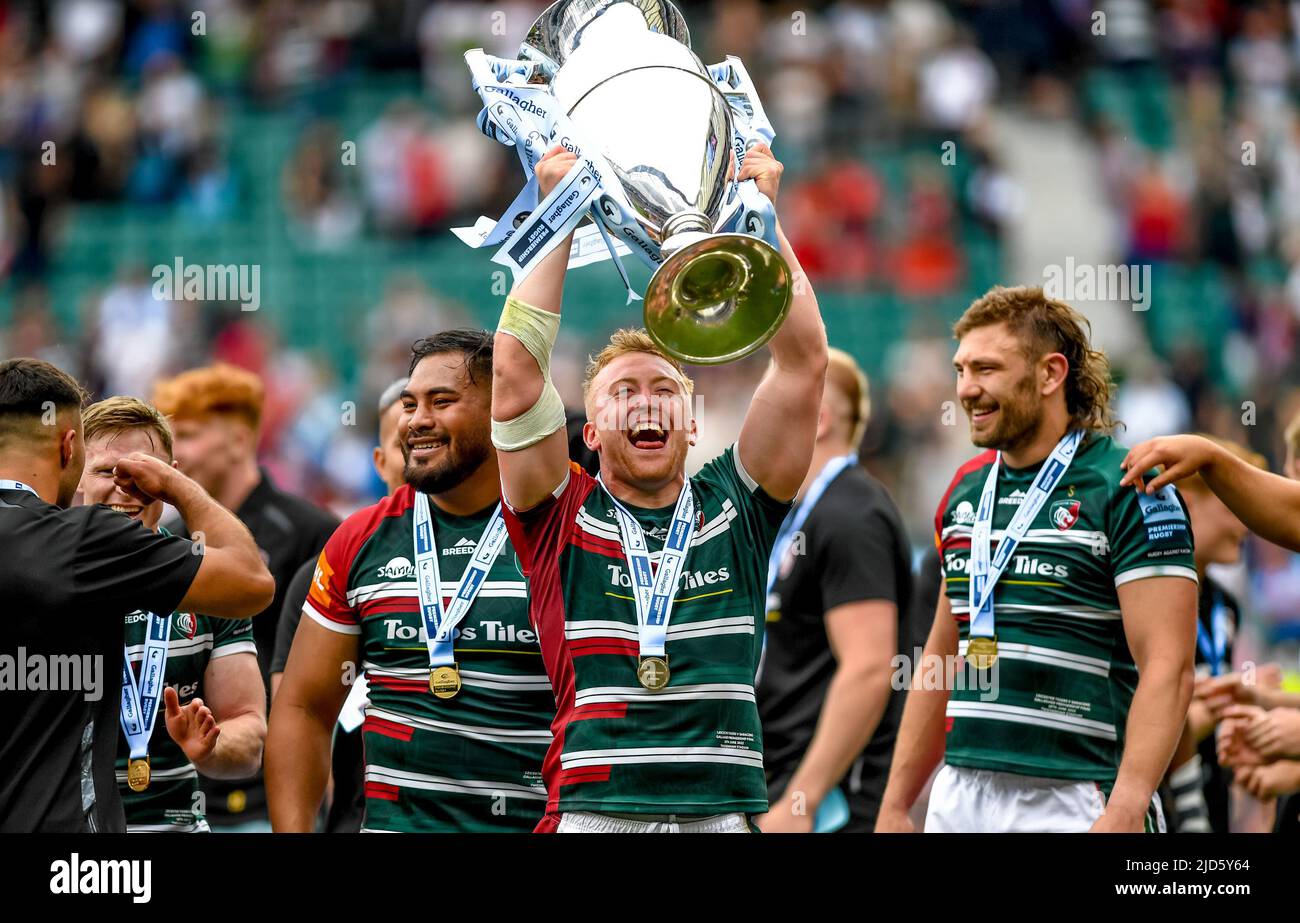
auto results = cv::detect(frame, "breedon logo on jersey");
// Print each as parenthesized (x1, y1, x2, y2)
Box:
(998, 488, 1027, 507)
(1050, 499, 1081, 531)
(442, 538, 478, 556)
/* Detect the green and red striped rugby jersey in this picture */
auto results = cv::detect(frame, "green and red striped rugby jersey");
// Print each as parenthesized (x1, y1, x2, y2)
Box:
(504, 446, 791, 828)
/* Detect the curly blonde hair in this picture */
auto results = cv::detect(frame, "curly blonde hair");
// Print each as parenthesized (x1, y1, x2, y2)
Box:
(954, 286, 1118, 435)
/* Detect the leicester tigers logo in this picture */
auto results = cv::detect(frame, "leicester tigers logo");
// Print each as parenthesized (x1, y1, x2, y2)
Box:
(176, 612, 197, 639)
(1050, 499, 1081, 531)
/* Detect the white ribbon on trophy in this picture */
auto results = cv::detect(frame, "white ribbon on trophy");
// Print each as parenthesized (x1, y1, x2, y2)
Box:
(454, 49, 647, 302)
(453, 47, 779, 304)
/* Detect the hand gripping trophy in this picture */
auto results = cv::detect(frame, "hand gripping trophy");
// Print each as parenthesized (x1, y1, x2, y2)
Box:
(454, 0, 792, 364)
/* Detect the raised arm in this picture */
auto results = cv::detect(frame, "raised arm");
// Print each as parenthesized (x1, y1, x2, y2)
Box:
(491, 145, 577, 511)
(736, 144, 829, 502)
(1094, 575, 1197, 831)
(1121, 434, 1300, 552)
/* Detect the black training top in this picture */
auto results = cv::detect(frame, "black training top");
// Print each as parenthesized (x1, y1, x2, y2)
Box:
(758, 465, 921, 829)
(0, 484, 201, 832)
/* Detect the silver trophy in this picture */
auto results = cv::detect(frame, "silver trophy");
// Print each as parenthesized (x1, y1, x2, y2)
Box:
(514, 0, 792, 364)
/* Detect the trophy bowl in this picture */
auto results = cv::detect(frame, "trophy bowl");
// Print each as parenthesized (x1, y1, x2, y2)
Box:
(520, 0, 792, 365)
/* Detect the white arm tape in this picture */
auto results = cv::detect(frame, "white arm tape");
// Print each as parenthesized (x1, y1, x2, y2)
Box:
(492, 379, 565, 451)
(498, 295, 560, 377)
(493, 295, 567, 452)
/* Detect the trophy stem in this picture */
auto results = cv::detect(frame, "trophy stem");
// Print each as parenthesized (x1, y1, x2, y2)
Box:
(660, 210, 711, 257)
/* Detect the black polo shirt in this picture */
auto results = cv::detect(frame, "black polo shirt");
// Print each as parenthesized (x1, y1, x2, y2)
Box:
(757, 465, 921, 831)
(0, 483, 201, 832)
(168, 469, 338, 825)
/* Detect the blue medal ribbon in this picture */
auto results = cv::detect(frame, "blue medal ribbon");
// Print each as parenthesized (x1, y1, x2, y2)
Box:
(969, 430, 1084, 640)
(412, 492, 509, 668)
(120, 611, 172, 762)
(600, 477, 697, 660)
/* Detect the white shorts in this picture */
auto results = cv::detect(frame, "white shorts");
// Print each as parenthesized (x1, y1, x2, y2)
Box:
(556, 811, 751, 833)
(925, 765, 1165, 833)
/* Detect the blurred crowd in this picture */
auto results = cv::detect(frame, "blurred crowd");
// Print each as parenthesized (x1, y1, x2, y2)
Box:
(2, 0, 1300, 656)
(1090, 1, 1300, 429)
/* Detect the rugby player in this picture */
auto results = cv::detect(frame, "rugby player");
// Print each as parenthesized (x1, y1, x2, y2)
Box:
(79, 397, 266, 832)
(266, 332, 553, 832)
(1195, 415, 1300, 828)
(0, 358, 272, 832)
(876, 286, 1198, 833)
(491, 143, 827, 832)
(268, 377, 407, 833)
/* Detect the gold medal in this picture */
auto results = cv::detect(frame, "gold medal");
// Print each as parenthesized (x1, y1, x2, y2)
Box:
(429, 664, 462, 699)
(127, 757, 150, 792)
(966, 635, 998, 670)
(226, 789, 247, 814)
(637, 656, 670, 691)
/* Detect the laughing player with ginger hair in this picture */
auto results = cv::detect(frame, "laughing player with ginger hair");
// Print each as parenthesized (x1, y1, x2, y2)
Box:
(491, 141, 828, 833)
